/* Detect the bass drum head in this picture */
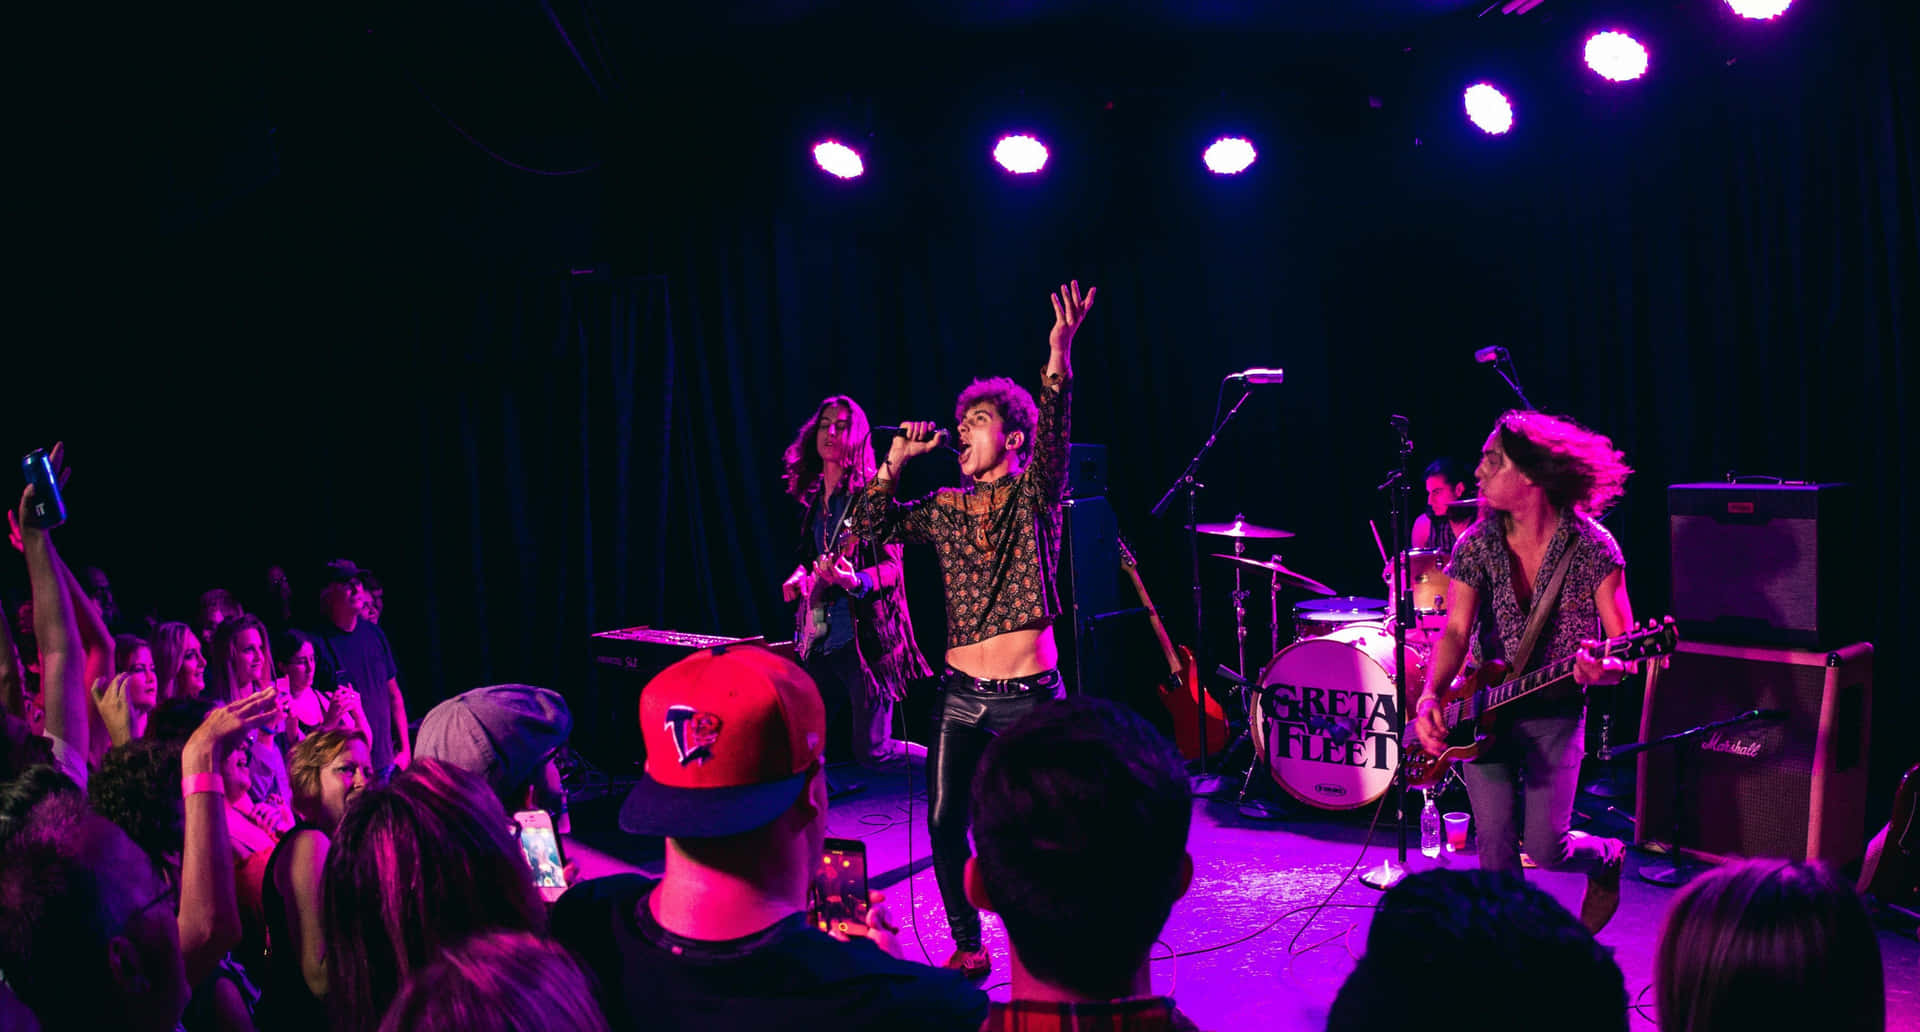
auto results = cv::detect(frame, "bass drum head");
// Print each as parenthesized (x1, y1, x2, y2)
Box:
(1258, 625, 1424, 811)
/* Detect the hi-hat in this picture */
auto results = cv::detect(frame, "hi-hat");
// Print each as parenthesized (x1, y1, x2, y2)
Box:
(1188, 517, 1293, 539)
(1208, 554, 1337, 596)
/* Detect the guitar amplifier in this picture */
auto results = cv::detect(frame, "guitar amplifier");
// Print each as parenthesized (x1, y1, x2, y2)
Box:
(1667, 482, 1866, 648)
(1635, 640, 1873, 865)
(585, 627, 764, 769)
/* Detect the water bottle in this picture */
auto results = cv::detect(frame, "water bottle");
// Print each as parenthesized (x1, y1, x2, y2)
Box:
(1420, 789, 1443, 859)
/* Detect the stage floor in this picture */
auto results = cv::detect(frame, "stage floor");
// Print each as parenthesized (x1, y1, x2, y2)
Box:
(563, 764, 1920, 1031)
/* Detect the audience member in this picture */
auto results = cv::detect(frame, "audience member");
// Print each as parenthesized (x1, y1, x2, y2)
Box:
(90, 737, 185, 871)
(0, 764, 80, 849)
(253, 728, 372, 1032)
(153, 621, 210, 703)
(376, 930, 610, 1032)
(967, 697, 1197, 1030)
(80, 565, 133, 636)
(13, 481, 91, 790)
(415, 683, 572, 830)
(113, 634, 160, 741)
(359, 569, 383, 625)
(223, 733, 282, 861)
(322, 759, 545, 1032)
(274, 628, 362, 739)
(307, 561, 407, 772)
(550, 644, 985, 1032)
(1653, 858, 1884, 1032)
(1326, 868, 1627, 1032)
(207, 615, 274, 706)
(0, 792, 191, 1032)
(197, 590, 243, 651)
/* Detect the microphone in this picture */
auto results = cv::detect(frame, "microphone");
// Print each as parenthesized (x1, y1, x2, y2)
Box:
(1225, 367, 1286, 384)
(871, 426, 959, 455)
(1474, 346, 1508, 365)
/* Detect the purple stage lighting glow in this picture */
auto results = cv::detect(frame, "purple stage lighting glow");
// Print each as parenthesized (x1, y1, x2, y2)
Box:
(1725, 0, 1791, 18)
(993, 135, 1049, 174)
(1463, 83, 1515, 135)
(1584, 31, 1649, 82)
(812, 141, 863, 179)
(1203, 137, 1257, 174)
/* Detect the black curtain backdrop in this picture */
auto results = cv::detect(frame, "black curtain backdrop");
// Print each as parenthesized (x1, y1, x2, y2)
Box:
(5, 0, 1914, 816)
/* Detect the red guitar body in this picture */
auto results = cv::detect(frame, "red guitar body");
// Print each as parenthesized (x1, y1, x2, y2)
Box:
(1154, 645, 1226, 763)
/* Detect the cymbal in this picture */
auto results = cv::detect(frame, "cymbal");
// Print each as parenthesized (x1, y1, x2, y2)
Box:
(1188, 517, 1294, 539)
(1208, 554, 1337, 596)
(1444, 498, 1482, 519)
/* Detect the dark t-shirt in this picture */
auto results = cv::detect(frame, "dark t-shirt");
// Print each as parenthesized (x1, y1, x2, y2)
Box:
(551, 874, 988, 1032)
(309, 618, 399, 768)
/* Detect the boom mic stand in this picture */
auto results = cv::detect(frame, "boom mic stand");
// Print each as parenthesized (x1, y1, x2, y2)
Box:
(1362, 415, 1417, 891)
(1605, 706, 1788, 887)
(1152, 378, 1258, 796)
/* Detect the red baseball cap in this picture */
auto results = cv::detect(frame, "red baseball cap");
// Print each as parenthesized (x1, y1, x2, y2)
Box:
(617, 644, 826, 839)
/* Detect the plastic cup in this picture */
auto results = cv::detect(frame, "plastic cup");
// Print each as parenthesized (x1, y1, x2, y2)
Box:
(1443, 812, 1471, 852)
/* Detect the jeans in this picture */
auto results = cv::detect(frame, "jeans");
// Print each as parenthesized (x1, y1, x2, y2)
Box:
(1458, 712, 1615, 877)
(927, 668, 1065, 951)
(805, 646, 926, 771)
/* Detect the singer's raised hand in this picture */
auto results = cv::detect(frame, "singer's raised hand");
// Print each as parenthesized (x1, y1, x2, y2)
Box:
(883, 420, 946, 471)
(1048, 280, 1096, 366)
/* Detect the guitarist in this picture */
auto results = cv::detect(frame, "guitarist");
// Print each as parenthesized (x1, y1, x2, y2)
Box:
(1412, 411, 1637, 935)
(781, 394, 931, 772)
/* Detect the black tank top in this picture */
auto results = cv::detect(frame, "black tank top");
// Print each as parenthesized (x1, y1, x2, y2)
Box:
(254, 823, 330, 1032)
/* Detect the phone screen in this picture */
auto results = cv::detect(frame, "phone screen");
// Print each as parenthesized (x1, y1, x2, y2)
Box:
(809, 837, 869, 935)
(513, 811, 567, 899)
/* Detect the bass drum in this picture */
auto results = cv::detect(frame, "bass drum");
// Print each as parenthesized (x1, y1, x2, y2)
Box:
(1252, 625, 1426, 811)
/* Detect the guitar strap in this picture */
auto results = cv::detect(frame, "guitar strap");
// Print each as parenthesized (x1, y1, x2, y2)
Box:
(1508, 539, 1579, 679)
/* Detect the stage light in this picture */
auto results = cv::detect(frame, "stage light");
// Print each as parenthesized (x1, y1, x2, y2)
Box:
(1203, 137, 1257, 175)
(1463, 83, 1515, 135)
(812, 141, 863, 179)
(1584, 31, 1649, 82)
(993, 134, 1048, 174)
(1725, 0, 1791, 18)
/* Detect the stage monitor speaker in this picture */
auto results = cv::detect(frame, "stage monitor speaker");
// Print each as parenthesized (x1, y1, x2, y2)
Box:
(1065, 443, 1108, 500)
(1667, 482, 1865, 648)
(1635, 640, 1873, 865)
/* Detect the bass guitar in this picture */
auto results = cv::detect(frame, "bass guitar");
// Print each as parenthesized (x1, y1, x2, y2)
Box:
(1401, 617, 1678, 789)
(1117, 535, 1223, 762)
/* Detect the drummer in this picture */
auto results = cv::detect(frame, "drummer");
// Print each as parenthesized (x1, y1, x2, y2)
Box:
(1412, 458, 1474, 554)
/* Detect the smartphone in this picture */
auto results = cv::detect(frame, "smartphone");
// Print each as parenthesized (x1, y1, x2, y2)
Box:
(807, 837, 870, 936)
(20, 450, 65, 530)
(512, 809, 569, 902)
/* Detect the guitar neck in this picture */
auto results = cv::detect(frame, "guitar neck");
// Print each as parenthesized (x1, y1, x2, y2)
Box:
(1121, 564, 1183, 672)
(1472, 634, 1642, 715)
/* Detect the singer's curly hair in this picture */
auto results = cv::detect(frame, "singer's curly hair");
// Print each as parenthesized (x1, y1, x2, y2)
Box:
(1494, 411, 1632, 519)
(955, 377, 1040, 464)
(782, 395, 876, 501)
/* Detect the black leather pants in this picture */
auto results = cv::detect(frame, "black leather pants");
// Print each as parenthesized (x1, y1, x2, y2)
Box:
(926, 667, 1065, 951)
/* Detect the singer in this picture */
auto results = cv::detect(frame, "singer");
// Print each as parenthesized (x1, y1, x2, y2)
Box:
(848, 279, 1096, 980)
(1411, 410, 1637, 934)
(780, 394, 932, 772)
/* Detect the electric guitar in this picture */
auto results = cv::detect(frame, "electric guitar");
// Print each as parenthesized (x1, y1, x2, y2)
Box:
(1859, 762, 1920, 937)
(1117, 535, 1223, 762)
(794, 514, 859, 663)
(1401, 617, 1678, 789)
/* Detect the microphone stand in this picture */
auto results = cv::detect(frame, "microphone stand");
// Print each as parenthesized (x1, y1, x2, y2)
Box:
(1486, 350, 1536, 410)
(1362, 416, 1417, 891)
(1152, 380, 1257, 796)
(1605, 707, 1785, 887)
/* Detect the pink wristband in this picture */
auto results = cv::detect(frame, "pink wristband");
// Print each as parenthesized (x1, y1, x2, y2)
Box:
(182, 773, 225, 798)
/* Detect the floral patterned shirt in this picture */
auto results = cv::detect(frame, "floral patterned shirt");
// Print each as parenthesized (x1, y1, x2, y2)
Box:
(849, 373, 1070, 650)
(1444, 510, 1624, 716)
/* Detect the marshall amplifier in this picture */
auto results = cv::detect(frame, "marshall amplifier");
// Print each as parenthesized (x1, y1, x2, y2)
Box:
(585, 627, 764, 770)
(1667, 481, 1865, 648)
(1635, 640, 1873, 865)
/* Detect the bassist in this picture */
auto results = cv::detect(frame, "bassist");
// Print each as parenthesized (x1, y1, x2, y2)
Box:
(1413, 411, 1636, 935)
(781, 394, 931, 772)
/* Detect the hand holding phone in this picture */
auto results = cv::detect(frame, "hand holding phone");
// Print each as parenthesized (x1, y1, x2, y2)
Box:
(808, 837, 872, 937)
(513, 809, 570, 902)
(20, 449, 66, 530)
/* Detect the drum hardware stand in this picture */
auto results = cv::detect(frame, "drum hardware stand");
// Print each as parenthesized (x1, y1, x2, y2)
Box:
(1582, 702, 1627, 800)
(1151, 380, 1258, 797)
(1362, 414, 1418, 891)
(1607, 705, 1785, 887)
(1232, 565, 1291, 819)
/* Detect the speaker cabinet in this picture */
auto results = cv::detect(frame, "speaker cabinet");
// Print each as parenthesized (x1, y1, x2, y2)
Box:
(1667, 482, 1865, 648)
(1635, 640, 1873, 864)
(1058, 496, 1122, 699)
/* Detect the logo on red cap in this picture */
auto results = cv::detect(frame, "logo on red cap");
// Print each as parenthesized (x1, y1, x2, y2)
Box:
(665, 704, 724, 766)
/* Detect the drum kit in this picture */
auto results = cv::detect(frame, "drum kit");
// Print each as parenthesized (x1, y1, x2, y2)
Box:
(1187, 512, 1454, 813)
